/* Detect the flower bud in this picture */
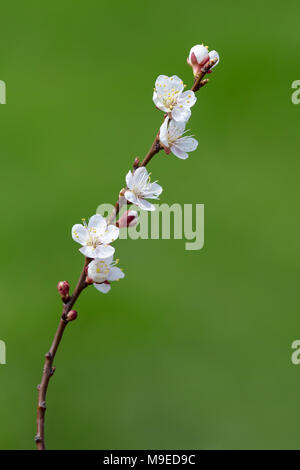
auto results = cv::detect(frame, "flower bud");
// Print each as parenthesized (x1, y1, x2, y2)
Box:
(66, 310, 77, 321)
(208, 50, 220, 69)
(57, 281, 70, 302)
(133, 157, 140, 170)
(117, 210, 138, 228)
(85, 276, 94, 285)
(187, 44, 209, 75)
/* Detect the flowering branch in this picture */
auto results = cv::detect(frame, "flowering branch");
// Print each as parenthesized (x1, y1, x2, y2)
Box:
(35, 43, 219, 450)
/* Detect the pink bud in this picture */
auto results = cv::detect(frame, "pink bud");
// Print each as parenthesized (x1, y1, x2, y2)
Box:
(57, 281, 70, 302)
(85, 276, 94, 285)
(133, 157, 140, 169)
(66, 310, 77, 322)
(187, 44, 210, 76)
(117, 210, 138, 228)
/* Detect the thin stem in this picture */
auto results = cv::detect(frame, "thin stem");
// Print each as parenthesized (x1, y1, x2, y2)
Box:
(191, 58, 217, 92)
(35, 257, 90, 450)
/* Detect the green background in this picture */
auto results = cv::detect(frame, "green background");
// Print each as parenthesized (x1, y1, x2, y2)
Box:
(0, 0, 299, 450)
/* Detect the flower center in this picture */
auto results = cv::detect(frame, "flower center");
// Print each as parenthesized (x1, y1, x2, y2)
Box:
(156, 86, 180, 111)
(161, 89, 179, 110)
(95, 261, 109, 283)
(82, 219, 103, 249)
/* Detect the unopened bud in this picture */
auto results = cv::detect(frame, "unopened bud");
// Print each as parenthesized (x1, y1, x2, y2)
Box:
(57, 281, 70, 302)
(117, 210, 138, 228)
(85, 276, 94, 285)
(66, 310, 77, 322)
(208, 50, 220, 69)
(187, 44, 209, 76)
(133, 157, 140, 170)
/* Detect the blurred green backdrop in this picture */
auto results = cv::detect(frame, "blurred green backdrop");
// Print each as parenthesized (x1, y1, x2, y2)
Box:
(0, 0, 300, 450)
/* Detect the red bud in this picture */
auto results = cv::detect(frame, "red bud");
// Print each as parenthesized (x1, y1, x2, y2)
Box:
(66, 310, 77, 322)
(117, 210, 138, 228)
(57, 281, 70, 302)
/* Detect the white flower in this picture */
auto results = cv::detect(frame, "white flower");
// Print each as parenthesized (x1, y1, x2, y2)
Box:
(159, 117, 198, 160)
(88, 256, 124, 294)
(72, 214, 119, 259)
(125, 167, 162, 211)
(153, 75, 196, 122)
(187, 44, 220, 75)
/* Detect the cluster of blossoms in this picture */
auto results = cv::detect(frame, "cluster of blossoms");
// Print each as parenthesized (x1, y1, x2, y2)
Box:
(71, 44, 219, 294)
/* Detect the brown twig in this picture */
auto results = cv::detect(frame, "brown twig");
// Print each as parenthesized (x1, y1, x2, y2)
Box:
(191, 58, 217, 92)
(35, 257, 90, 450)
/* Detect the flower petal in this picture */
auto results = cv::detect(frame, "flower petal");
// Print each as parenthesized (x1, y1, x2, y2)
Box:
(170, 145, 189, 160)
(148, 182, 163, 196)
(189, 45, 209, 64)
(107, 267, 125, 281)
(94, 282, 111, 294)
(175, 136, 198, 152)
(126, 170, 133, 189)
(94, 244, 115, 259)
(72, 224, 88, 245)
(88, 214, 107, 234)
(159, 118, 169, 147)
(153, 91, 168, 112)
(80, 244, 115, 259)
(137, 198, 156, 211)
(133, 167, 149, 186)
(100, 224, 119, 244)
(172, 106, 191, 122)
(79, 245, 98, 258)
(209, 50, 219, 68)
(177, 90, 197, 108)
(168, 119, 186, 139)
(124, 190, 139, 205)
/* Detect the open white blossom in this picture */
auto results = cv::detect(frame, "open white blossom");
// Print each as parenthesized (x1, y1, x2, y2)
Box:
(88, 256, 124, 294)
(159, 117, 198, 160)
(125, 167, 162, 211)
(72, 214, 119, 259)
(153, 75, 196, 122)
